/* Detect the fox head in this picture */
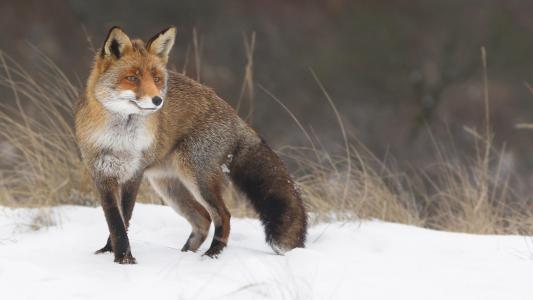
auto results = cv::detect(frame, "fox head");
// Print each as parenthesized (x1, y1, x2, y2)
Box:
(90, 26, 176, 115)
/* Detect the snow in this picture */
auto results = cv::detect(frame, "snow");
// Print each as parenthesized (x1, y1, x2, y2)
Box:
(0, 204, 532, 300)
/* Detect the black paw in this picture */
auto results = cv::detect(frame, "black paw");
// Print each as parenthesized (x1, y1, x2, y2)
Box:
(114, 253, 137, 264)
(181, 232, 206, 253)
(94, 238, 113, 254)
(181, 241, 193, 252)
(202, 242, 226, 258)
(202, 249, 219, 258)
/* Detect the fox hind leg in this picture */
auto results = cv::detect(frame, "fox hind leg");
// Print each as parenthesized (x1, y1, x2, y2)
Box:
(171, 168, 230, 258)
(149, 177, 212, 252)
(195, 172, 231, 258)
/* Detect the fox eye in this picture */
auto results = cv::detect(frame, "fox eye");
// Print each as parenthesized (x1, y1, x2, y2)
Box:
(126, 76, 138, 82)
(153, 76, 161, 83)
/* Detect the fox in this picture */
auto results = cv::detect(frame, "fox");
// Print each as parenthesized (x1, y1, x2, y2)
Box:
(74, 26, 307, 264)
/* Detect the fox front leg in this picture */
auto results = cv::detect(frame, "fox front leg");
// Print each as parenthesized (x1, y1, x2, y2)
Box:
(96, 178, 136, 264)
(95, 175, 143, 255)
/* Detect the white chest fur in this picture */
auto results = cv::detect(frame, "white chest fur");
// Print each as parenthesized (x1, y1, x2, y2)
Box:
(89, 115, 154, 182)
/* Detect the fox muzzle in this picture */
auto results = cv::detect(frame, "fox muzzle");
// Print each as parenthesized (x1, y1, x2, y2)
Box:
(130, 96, 164, 111)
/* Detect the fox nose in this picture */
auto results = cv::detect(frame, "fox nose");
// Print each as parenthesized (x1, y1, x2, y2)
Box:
(152, 96, 163, 106)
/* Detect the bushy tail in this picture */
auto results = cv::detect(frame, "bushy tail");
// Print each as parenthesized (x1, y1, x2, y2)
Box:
(229, 138, 307, 254)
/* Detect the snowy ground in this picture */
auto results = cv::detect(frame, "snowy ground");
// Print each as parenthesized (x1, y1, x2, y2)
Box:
(0, 204, 532, 300)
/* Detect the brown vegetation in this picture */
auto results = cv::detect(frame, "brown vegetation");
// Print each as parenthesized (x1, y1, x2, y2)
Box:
(1, 48, 532, 235)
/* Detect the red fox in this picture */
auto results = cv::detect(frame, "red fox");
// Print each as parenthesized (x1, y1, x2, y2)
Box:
(75, 26, 307, 264)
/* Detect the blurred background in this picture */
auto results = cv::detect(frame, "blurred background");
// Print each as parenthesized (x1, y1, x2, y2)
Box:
(2, 0, 533, 191)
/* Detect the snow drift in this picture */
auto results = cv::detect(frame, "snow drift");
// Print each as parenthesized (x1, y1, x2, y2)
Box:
(0, 204, 532, 299)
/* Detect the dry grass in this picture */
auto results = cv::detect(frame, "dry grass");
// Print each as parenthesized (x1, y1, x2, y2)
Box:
(0, 48, 532, 235)
(0, 50, 89, 207)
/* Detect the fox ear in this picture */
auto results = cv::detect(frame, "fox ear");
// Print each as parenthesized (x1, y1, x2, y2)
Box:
(146, 26, 176, 63)
(101, 26, 132, 60)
